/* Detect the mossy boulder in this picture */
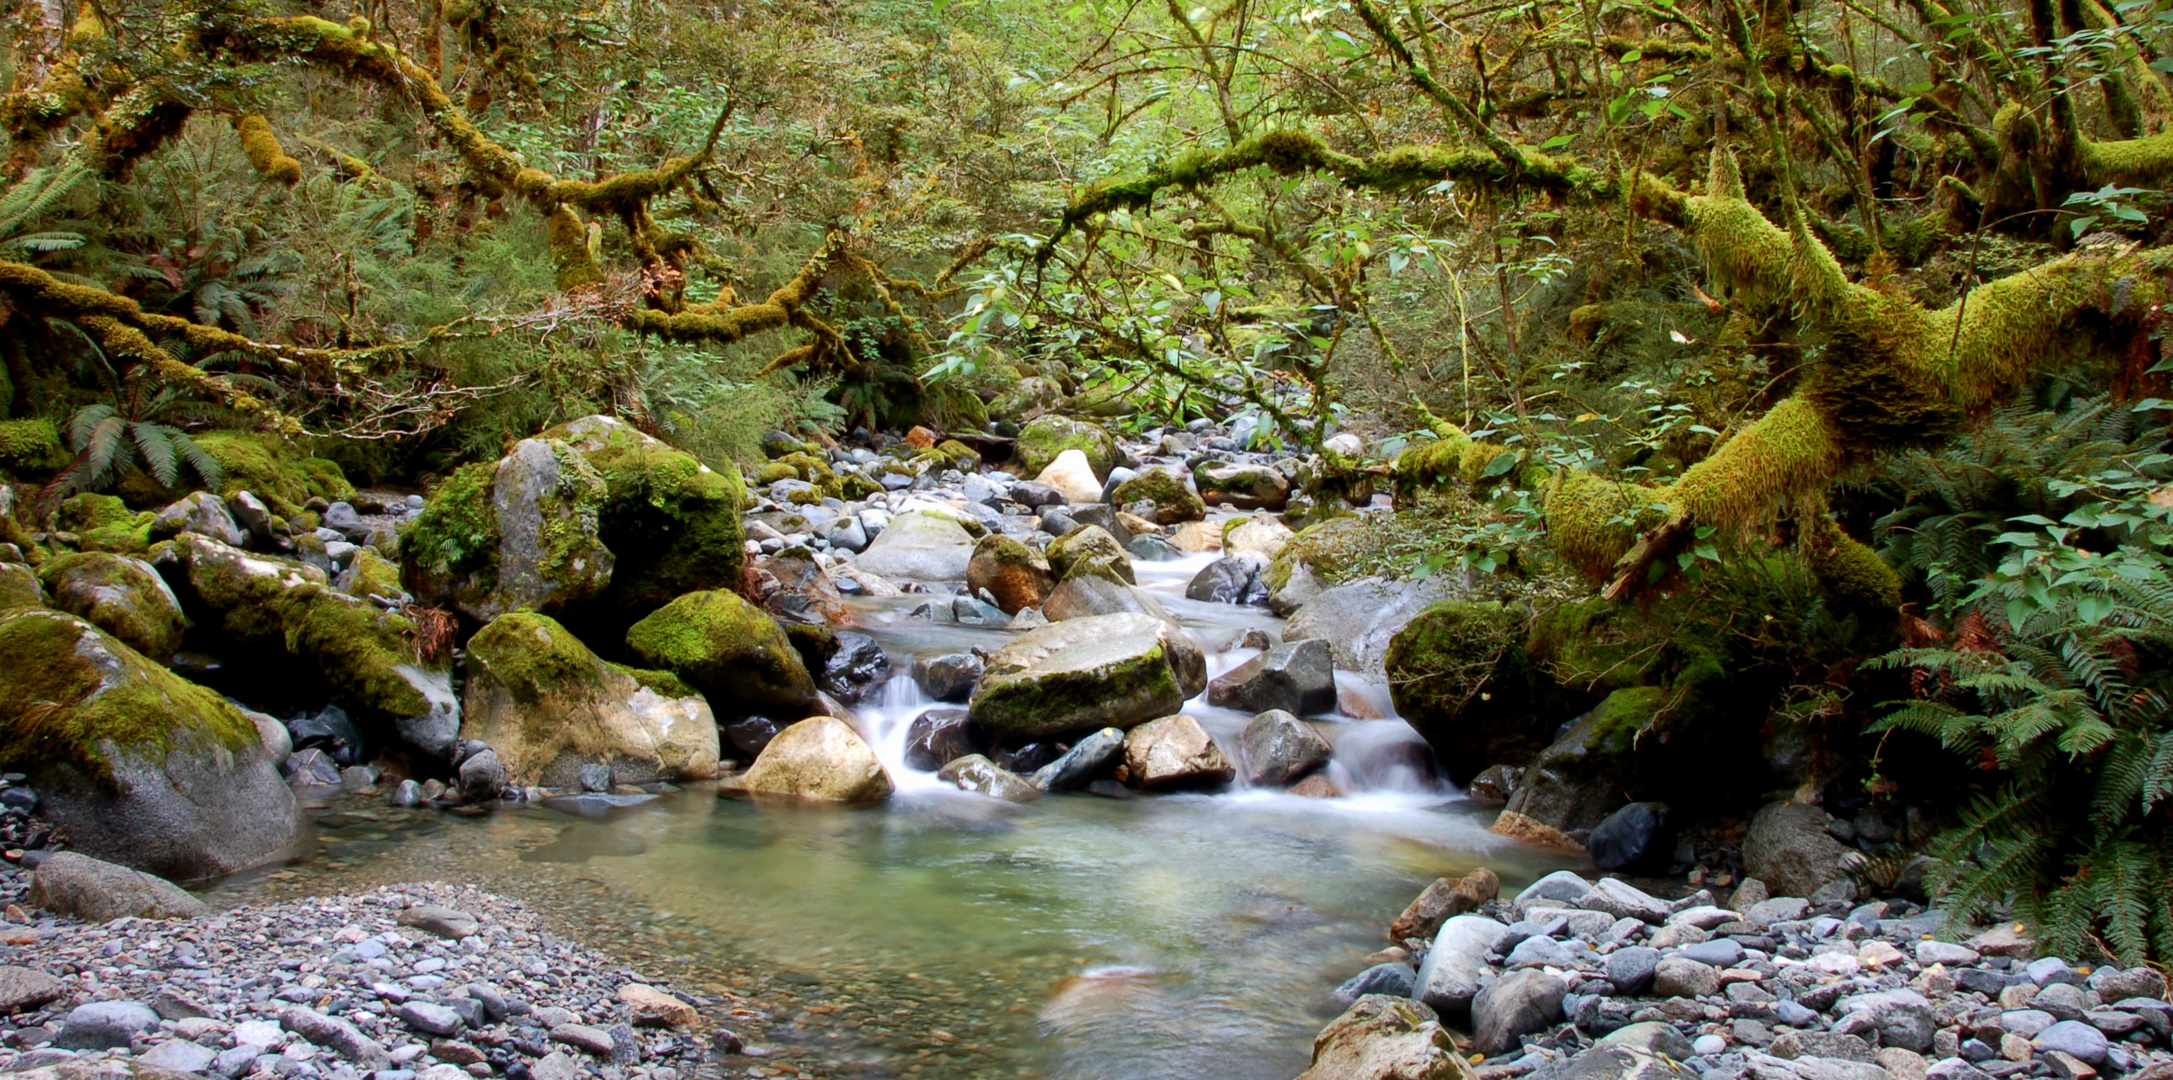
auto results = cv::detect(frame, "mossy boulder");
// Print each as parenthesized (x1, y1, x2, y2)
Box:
(1046, 525, 1134, 585)
(969, 612, 1208, 741)
(854, 511, 977, 582)
(1015, 415, 1117, 480)
(624, 589, 819, 716)
(988, 376, 1061, 421)
(541, 415, 748, 635)
(461, 612, 719, 787)
(403, 438, 614, 623)
(0, 418, 67, 480)
(161, 533, 460, 758)
(0, 562, 42, 609)
(336, 548, 407, 603)
(39, 553, 188, 661)
(966, 534, 1054, 614)
(192, 430, 355, 513)
(150, 492, 247, 547)
(1263, 516, 1367, 615)
(0, 608, 299, 882)
(56, 494, 155, 555)
(1492, 686, 1673, 847)
(1110, 467, 1205, 524)
(1384, 599, 1552, 783)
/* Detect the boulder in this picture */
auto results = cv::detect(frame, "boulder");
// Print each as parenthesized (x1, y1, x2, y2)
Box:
(740, 717, 893, 802)
(1471, 968, 1566, 1055)
(1491, 687, 1666, 845)
(28, 851, 209, 920)
(1195, 460, 1290, 510)
(1264, 517, 1366, 615)
(1042, 574, 1171, 622)
(1045, 525, 1134, 584)
(160, 533, 459, 758)
(461, 612, 719, 787)
(911, 653, 984, 703)
(1031, 727, 1126, 791)
(1223, 515, 1294, 560)
(1238, 709, 1331, 786)
(1388, 867, 1499, 944)
(1034, 449, 1105, 505)
(1414, 914, 1511, 1014)
(1544, 1044, 1700, 1079)
(0, 562, 43, 609)
(152, 492, 248, 547)
(402, 437, 614, 624)
(336, 548, 408, 603)
(1119, 714, 1234, 790)
(969, 612, 1207, 740)
(1382, 599, 1538, 781)
(814, 630, 890, 704)
(936, 755, 1042, 802)
(852, 511, 976, 582)
(1294, 995, 1466, 1080)
(966, 534, 1054, 614)
(1108, 467, 1204, 524)
(1295, 577, 1463, 676)
(903, 708, 986, 771)
(1185, 555, 1266, 605)
(0, 966, 66, 1013)
(1207, 638, 1336, 715)
(56, 1000, 163, 1050)
(1589, 802, 1673, 874)
(1014, 415, 1117, 479)
(1744, 800, 1854, 900)
(537, 415, 747, 633)
(38, 553, 187, 660)
(0, 609, 298, 882)
(625, 589, 819, 715)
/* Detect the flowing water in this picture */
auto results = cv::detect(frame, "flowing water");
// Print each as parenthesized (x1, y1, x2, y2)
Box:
(207, 551, 1579, 1080)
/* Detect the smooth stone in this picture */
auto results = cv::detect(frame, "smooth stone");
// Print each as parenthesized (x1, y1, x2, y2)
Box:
(57, 1001, 161, 1050)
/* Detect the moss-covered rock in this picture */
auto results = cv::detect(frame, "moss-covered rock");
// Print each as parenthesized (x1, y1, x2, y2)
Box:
(965, 534, 1054, 614)
(542, 415, 747, 636)
(461, 612, 719, 787)
(0, 608, 298, 882)
(1491, 685, 1673, 847)
(56, 493, 154, 555)
(624, 589, 818, 715)
(1384, 600, 1550, 783)
(403, 438, 614, 623)
(968, 612, 1208, 741)
(0, 562, 46, 609)
(1015, 415, 1117, 480)
(336, 547, 408, 603)
(854, 511, 977, 582)
(1110, 467, 1206, 524)
(1046, 525, 1135, 585)
(39, 552, 188, 660)
(1263, 516, 1367, 615)
(192, 430, 355, 513)
(0, 418, 67, 480)
(1195, 460, 1291, 511)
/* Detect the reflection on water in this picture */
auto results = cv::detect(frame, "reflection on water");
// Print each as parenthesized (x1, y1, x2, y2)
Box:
(212, 544, 1580, 1078)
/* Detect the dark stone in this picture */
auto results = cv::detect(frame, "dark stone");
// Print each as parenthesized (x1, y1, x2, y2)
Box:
(1068, 505, 1132, 545)
(1030, 728, 1125, 792)
(1589, 802, 1672, 874)
(1334, 964, 1416, 1003)
(1185, 556, 1263, 605)
(993, 742, 1063, 774)
(903, 708, 986, 772)
(818, 632, 890, 703)
(1206, 638, 1336, 715)
(723, 716, 783, 759)
(912, 653, 985, 703)
(1605, 946, 1660, 994)
(287, 706, 365, 766)
(1010, 482, 1065, 508)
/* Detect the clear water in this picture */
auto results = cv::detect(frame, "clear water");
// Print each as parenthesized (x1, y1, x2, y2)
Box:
(208, 549, 1578, 1079)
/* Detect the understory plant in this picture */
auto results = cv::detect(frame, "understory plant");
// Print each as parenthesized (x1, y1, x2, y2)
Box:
(1870, 393, 2173, 963)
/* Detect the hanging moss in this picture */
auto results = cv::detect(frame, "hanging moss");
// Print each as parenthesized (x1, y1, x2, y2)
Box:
(547, 204, 603, 290)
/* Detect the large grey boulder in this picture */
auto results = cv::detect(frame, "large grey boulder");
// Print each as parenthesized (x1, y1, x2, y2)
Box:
(1208, 638, 1335, 715)
(1294, 995, 1465, 1080)
(1042, 574, 1171, 622)
(28, 852, 209, 920)
(1413, 915, 1511, 1014)
(1238, 709, 1330, 786)
(969, 613, 1208, 740)
(1744, 800, 1853, 900)
(1284, 576, 1460, 674)
(461, 612, 718, 787)
(485, 437, 614, 622)
(56, 1000, 162, 1049)
(742, 717, 893, 802)
(1541, 1044, 1700, 1079)
(153, 491, 248, 547)
(0, 609, 299, 882)
(39, 552, 188, 660)
(852, 511, 976, 581)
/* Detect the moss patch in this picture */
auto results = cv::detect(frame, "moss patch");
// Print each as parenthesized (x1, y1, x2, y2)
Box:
(0, 419, 67, 479)
(192, 430, 355, 513)
(1015, 415, 1117, 479)
(623, 589, 816, 715)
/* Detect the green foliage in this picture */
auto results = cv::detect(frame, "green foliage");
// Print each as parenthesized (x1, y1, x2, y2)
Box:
(48, 402, 221, 498)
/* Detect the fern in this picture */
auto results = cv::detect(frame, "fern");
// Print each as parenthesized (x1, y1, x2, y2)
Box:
(46, 401, 225, 499)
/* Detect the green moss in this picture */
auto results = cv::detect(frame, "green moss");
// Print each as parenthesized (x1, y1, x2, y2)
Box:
(756, 462, 797, 485)
(1109, 467, 1204, 523)
(1541, 471, 1669, 584)
(608, 662, 696, 698)
(466, 611, 593, 705)
(0, 419, 66, 479)
(38, 552, 183, 658)
(1582, 685, 1673, 757)
(1046, 525, 1135, 584)
(192, 430, 354, 510)
(400, 461, 499, 598)
(339, 547, 406, 603)
(0, 608, 254, 784)
(276, 587, 430, 717)
(1263, 516, 1369, 594)
(1665, 395, 1846, 532)
(935, 439, 981, 472)
(233, 113, 302, 185)
(623, 588, 816, 713)
(0, 563, 46, 609)
(1014, 415, 1117, 479)
(57, 493, 134, 534)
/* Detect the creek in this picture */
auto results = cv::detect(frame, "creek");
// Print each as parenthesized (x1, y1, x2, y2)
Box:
(206, 551, 1576, 1080)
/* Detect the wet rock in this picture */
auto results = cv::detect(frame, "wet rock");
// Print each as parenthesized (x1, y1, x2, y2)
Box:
(1031, 727, 1126, 792)
(1223, 515, 1294, 560)
(741, 717, 893, 801)
(457, 748, 506, 800)
(56, 1000, 162, 1050)
(1045, 524, 1135, 584)
(1472, 968, 1566, 1055)
(1195, 460, 1290, 510)
(970, 612, 1207, 740)
(463, 611, 719, 787)
(1043, 573, 1173, 622)
(1290, 577, 1462, 676)
(1744, 800, 1854, 900)
(1334, 964, 1416, 1004)
(1011, 481, 1065, 508)
(936, 755, 1043, 802)
(39, 552, 189, 659)
(1589, 802, 1673, 874)
(1128, 534, 1182, 562)
(625, 588, 819, 715)
(1389, 867, 1499, 944)
(1, 610, 298, 882)
(853, 510, 977, 581)
(1108, 466, 1205, 524)
(1491, 687, 1669, 846)
(153, 491, 249, 547)
(904, 708, 987, 771)
(818, 630, 891, 701)
(912, 652, 985, 702)
(1185, 554, 1266, 605)
(723, 715, 784, 758)
(1238, 709, 1331, 786)
(1466, 765, 1521, 806)
(619, 984, 698, 1028)
(1414, 914, 1510, 1013)
(1033, 448, 1106, 504)
(1208, 638, 1336, 715)
(1119, 714, 1235, 790)
(1294, 995, 1460, 1080)
(966, 534, 1054, 614)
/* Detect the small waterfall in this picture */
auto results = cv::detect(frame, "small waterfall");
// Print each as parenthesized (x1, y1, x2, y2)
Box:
(856, 673, 952, 794)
